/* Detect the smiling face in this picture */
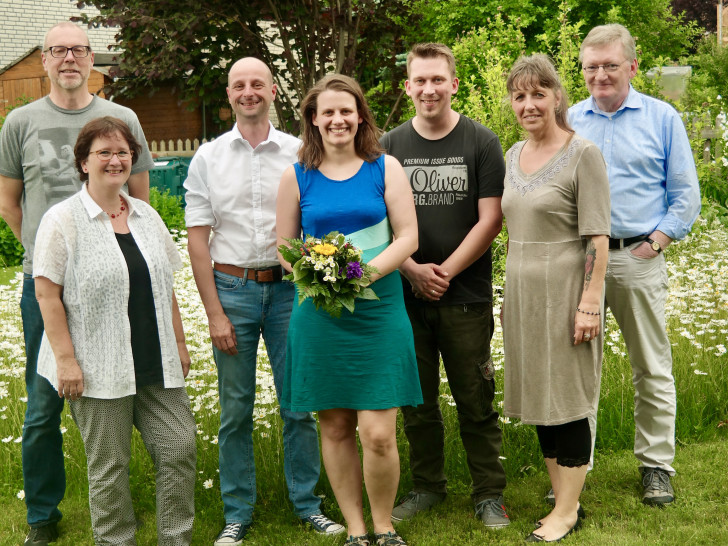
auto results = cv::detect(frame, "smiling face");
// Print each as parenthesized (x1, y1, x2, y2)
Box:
(81, 132, 132, 190)
(226, 58, 276, 124)
(581, 41, 637, 113)
(510, 81, 561, 135)
(405, 56, 458, 122)
(42, 24, 93, 93)
(312, 89, 362, 149)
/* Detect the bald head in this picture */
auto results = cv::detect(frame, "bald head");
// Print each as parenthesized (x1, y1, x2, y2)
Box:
(226, 57, 276, 127)
(227, 57, 273, 87)
(44, 22, 90, 51)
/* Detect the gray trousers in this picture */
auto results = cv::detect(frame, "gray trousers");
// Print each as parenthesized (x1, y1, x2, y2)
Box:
(590, 244, 676, 474)
(70, 385, 197, 545)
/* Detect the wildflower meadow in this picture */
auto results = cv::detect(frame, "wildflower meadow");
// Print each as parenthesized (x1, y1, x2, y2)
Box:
(0, 218, 727, 545)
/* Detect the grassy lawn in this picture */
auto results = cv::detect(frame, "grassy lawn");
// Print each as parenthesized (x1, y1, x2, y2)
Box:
(0, 219, 726, 545)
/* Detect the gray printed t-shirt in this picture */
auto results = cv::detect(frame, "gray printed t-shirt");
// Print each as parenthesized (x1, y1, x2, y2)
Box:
(0, 96, 154, 273)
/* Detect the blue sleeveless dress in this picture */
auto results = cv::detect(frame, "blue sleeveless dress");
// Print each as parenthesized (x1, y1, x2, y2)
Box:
(282, 155, 422, 411)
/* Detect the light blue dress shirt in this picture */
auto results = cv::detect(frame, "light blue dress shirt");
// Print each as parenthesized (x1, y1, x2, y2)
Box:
(569, 86, 700, 240)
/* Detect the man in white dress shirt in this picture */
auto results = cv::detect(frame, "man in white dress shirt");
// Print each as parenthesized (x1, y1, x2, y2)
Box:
(184, 57, 343, 545)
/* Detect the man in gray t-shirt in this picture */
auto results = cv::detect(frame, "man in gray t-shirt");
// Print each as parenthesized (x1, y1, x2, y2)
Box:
(0, 22, 152, 546)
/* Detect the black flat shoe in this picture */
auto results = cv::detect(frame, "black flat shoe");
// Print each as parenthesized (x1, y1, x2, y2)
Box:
(535, 505, 585, 528)
(526, 516, 582, 542)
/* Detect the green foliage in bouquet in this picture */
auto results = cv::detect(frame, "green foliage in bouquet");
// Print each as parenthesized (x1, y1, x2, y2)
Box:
(278, 232, 379, 318)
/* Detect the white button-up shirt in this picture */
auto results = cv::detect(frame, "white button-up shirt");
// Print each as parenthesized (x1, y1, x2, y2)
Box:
(33, 185, 184, 399)
(183, 122, 301, 268)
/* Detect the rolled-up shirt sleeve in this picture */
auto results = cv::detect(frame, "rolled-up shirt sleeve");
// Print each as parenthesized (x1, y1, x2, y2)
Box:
(183, 153, 215, 228)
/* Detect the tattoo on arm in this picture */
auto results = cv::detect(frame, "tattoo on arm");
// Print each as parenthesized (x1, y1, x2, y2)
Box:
(584, 238, 596, 291)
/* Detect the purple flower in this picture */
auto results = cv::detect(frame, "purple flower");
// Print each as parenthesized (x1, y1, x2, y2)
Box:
(346, 261, 363, 280)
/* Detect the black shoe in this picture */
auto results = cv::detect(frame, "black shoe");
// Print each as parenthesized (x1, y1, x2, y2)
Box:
(24, 523, 59, 546)
(535, 505, 585, 528)
(526, 517, 582, 542)
(641, 467, 674, 506)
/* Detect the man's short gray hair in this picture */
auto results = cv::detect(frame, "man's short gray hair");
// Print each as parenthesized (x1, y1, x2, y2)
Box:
(579, 24, 636, 63)
(43, 22, 90, 50)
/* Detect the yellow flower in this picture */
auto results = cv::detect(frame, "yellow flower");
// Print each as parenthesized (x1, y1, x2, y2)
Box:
(313, 243, 337, 256)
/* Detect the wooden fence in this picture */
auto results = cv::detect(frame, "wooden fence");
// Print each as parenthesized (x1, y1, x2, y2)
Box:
(148, 138, 210, 158)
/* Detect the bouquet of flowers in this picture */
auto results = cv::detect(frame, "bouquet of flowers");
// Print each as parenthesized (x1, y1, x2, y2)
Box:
(278, 231, 379, 318)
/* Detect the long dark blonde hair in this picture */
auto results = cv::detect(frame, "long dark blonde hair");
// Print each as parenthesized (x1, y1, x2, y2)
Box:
(506, 54, 573, 133)
(298, 74, 383, 170)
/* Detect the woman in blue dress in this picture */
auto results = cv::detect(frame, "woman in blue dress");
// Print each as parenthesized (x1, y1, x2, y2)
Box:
(277, 74, 421, 546)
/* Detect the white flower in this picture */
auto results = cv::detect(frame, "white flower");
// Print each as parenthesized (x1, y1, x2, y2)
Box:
(694, 369, 708, 376)
(17, 490, 25, 500)
(203, 479, 213, 489)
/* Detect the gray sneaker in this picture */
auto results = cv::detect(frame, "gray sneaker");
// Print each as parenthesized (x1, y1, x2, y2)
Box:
(544, 483, 585, 506)
(391, 490, 445, 522)
(544, 488, 556, 506)
(475, 496, 510, 529)
(641, 467, 674, 506)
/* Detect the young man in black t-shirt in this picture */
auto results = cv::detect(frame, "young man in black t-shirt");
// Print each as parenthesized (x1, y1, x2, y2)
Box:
(380, 42, 509, 528)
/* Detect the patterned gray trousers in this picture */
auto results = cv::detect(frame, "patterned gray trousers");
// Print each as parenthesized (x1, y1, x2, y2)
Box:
(70, 385, 196, 545)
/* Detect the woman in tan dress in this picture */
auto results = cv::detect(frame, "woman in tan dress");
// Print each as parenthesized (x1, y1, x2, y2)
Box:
(502, 54, 610, 542)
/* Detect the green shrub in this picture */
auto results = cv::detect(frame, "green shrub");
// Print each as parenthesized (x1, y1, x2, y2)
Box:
(0, 219, 24, 267)
(149, 186, 186, 237)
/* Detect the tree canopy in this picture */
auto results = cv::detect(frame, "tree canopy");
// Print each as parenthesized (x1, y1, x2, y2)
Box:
(76, 0, 414, 133)
(76, 0, 704, 136)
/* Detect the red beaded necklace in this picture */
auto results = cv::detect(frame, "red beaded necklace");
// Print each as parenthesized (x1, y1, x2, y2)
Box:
(104, 196, 127, 219)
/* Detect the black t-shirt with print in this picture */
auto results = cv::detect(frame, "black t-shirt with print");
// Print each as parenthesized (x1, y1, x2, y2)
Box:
(381, 115, 505, 305)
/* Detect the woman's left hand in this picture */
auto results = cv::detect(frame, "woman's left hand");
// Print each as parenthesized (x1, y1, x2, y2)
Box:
(178, 340, 191, 378)
(574, 305, 600, 345)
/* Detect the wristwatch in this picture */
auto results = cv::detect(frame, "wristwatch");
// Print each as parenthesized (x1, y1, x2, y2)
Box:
(646, 238, 662, 253)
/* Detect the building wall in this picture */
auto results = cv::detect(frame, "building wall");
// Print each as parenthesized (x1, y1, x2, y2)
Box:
(115, 87, 204, 144)
(0, 0, 118, 69)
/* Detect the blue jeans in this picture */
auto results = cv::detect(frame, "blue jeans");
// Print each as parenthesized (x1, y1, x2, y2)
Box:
(21, 274, 65, 527)
(213, 270, 321, 525)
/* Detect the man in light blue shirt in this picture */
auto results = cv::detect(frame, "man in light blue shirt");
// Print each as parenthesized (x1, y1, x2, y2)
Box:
(570, 24, 700, 507)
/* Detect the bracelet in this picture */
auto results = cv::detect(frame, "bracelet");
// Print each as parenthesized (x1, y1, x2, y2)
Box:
(576, 307, 600, 316)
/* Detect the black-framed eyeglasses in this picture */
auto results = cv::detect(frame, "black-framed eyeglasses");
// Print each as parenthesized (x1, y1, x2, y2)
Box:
(44, 46, 92, 58)
(90, 150, 134, 161)
(582, 60, 628, 74)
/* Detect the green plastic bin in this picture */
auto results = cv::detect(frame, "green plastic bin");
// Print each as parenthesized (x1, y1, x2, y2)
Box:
(149, 156, 190, 199)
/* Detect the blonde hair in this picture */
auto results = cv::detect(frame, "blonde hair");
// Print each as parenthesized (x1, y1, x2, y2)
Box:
(579, 24, 636, 62)
(406, 43, 456, 79)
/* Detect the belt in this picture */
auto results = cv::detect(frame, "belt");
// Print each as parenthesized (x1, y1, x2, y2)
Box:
(608, 235, 647, 249)
(213, 263, 283, 282)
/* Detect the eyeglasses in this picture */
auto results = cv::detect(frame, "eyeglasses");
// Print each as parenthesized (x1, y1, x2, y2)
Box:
(44, 46, 92, 58)
(90, 150, 134, 161)
(582, 60, 628, 74)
